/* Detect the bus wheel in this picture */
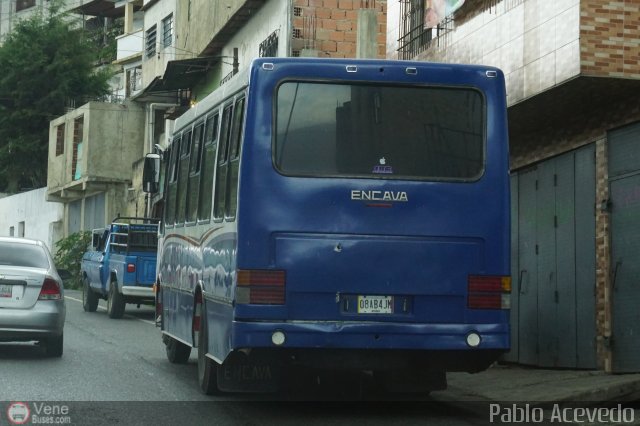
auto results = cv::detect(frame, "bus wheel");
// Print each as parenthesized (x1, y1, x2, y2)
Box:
(197, 303, 219, 395)
(166, 336, 191, 364)
(82, 276, 98, 312)
(107, 280, 125, 319)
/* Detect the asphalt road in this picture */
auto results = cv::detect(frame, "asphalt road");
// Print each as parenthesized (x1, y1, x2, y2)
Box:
(0, 290, 488, 425)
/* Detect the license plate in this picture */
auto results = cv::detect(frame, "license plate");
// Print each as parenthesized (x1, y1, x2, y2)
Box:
(0, 284, 11, 298)
(357, 295, 393, 314)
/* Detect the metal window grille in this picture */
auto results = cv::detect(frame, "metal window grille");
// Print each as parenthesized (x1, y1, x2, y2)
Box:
(162, 14, 173, 48)
(71, 117, 84, 181)
(146, 25, 157, 58)
(293, 6, 302, 16)
(292, 28, 302, 39)
(291, 50, 301, 57)
(259, 31, 279, 57)
(398, 0, 451, 59)
(55, 124, 65, 157)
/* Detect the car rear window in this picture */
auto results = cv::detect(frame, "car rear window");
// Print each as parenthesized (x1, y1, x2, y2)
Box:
(0, 241, 50, 268)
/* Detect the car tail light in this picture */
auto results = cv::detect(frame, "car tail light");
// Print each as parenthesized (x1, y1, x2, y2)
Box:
(127, 263, 136, 273)
(39, 277, 62, 300)
(236, 269, 285, 305)
(468, 275, 511, 309)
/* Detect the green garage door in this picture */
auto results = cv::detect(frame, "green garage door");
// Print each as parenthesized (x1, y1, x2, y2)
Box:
(609, 122, 640, 373)
(507, 145, 596, 368)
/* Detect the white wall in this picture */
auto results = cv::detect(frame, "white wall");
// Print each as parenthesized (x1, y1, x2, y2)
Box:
(220, 0, 291, 78)
(0, 188, 64, 252)
(387, 0, 580, 106)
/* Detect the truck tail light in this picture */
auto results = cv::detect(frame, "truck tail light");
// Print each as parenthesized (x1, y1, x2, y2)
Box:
(39, 277, 62, 300)
(127, 263, 136, 273)
(468, 275, 511, 309)
(236, 269, 285, 305)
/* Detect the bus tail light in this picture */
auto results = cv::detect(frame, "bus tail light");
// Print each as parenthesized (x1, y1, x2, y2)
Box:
(237, 270, 286, 305)
(127, 263, 136, 273)
(468, 275, 511, 309)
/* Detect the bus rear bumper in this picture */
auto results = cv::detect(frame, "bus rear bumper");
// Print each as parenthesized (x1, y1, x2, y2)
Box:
(232, 320, 509, 352)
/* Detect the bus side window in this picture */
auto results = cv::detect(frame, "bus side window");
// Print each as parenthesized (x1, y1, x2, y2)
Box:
(213, 104, 233, 221)
(165, 137, 181, 226)
(198, 113, 219, 221)
(176, 129, 192, 225)
(226, 97, 245, 219)
(186, 123, 204, 223)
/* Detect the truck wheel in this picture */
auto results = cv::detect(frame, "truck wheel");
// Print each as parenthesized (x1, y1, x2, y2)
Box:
(107, 281, 125, 319)
(166, 336, 191, 364)
(197, 302, 220, 395)
(44, 334, 63, 358)
(82, 277, 99, 312)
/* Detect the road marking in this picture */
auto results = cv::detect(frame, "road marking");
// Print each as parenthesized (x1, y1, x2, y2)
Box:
(65, 295, 156, 326)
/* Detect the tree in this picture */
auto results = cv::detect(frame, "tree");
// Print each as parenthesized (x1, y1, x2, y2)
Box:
(0, 2, 112, 192)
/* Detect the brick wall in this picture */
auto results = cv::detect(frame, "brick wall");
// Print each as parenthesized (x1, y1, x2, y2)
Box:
(292, 0, 387, 58)
(581, 0, 640, 78)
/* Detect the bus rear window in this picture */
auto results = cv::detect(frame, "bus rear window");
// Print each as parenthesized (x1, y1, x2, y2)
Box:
(274, 82, 485, 180)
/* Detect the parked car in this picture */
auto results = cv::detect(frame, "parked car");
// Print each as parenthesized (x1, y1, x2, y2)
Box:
(0, 237, 69, 357)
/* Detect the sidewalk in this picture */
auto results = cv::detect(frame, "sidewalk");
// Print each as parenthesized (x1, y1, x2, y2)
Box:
(433, 363, 640, 404)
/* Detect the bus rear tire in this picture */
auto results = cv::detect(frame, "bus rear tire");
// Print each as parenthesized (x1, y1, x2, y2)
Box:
(197, 304, 220, 395)
(166, 337, 191, 364)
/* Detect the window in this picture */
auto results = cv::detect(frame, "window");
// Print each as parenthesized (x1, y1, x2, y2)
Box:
(175, 130, 191, 224)
(165, 138, 181, 225)
(213, 105, 234, 221)
(162, 14, 173, 48)
(72, 116, 84, 181)
(186, 123, 204, 222)
(16, 0, 35, 12)
(9, 226, 14, 237)
(226, 97, 245, 218)
(398, 0, 450, 59)
(18, 221, 25, 237)
(145, 25, 157, 58)
(275, 82, 484, 181)
(0, 241, 49, 269)
(55, 124, 65, 156)
(197, 113, 219, 221)
(259, 31, 279, 57)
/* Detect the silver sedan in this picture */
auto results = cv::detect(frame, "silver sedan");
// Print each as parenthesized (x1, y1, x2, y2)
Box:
(0, 237, 68, 357)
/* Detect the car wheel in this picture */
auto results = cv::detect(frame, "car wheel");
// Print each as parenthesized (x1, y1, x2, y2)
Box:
(82, 277, 99, 312)
(166, 336, 191, 364)
(44, 334, 63, 358)
(197, 301, 220, 395)
(107, 280, 125, 319)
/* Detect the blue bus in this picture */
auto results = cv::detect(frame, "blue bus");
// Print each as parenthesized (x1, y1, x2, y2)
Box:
(147, 58, 511, 394)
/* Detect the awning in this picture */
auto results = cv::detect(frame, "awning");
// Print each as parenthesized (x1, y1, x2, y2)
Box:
(132, 57, 220, 103)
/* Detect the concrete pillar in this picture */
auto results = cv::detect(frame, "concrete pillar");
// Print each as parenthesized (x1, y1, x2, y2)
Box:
(356, 9, 378, 59)
(124, 2, 134, 34)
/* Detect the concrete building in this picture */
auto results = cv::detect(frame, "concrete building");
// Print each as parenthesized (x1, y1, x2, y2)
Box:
(46, 101, 146, 233)
(0, 188, 64, 251)
(388, 0, 640, 373)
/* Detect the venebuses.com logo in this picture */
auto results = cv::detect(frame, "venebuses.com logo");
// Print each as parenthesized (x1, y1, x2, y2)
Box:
(5, 401, 72, 425)
(6, 402, 30, 425)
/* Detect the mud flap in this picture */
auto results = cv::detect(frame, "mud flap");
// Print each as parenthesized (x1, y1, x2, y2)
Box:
(217, 351, 281, 393)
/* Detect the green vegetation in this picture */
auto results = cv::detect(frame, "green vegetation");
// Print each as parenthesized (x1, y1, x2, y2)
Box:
(0, 0, 113, 192)
(54, 231, 91, 289)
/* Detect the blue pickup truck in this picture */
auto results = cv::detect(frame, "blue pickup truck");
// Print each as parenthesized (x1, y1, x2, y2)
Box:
(80, 217, 159, 319)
